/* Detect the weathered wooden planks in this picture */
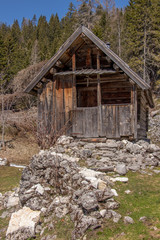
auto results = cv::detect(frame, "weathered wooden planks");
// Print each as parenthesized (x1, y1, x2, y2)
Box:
(72, 107, 98, 137)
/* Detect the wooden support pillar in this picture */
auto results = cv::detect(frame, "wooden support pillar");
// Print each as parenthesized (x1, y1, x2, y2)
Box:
(72, 53, 77, 110)
(86, 48, 92, 68)
(97, 49, 102, 136)
(131, 84, 137, 139)
(97, 49, 100, 70)
(62, 76, 66, 124)
(54, 78, 57, 132)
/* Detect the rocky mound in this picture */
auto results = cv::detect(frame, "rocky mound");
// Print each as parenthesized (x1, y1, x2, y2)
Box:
(17, 148, 119, 240)
(5, 136, 160, 240)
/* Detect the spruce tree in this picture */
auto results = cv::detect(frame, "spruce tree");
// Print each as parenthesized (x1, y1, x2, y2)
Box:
(124, 0, 160, 85)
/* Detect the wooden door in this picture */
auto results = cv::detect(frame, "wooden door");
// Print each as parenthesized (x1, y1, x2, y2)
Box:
(101, 105, 132, 138)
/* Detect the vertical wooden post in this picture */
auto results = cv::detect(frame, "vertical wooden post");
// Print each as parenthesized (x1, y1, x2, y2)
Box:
(86, 48, 92, 68)
(54, 79, 57, 132)
(72, 52, 77, 110)
(131, 84, 137, 139)
(97, 49, 102, 136)
(62, 76, 66, 124)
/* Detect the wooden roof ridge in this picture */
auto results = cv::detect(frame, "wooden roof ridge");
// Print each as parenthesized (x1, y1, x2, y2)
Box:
(82, 26, 150, 90)
(24, 26, 83, 93)
(24, 26, 154, 107)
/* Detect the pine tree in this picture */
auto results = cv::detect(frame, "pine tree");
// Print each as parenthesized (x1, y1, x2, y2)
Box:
(48, 14, 61, 56)
(36, 16, 50, 60)
(60, 2, 78, 43)
(78, 0, 98, 29)
(124, 0, 160, 85)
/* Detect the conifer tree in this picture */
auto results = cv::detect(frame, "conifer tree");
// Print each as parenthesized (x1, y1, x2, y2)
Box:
(124, 0, 160, 85)
(36, 16, 50, 60)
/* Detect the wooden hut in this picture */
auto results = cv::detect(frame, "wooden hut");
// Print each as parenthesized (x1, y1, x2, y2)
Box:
(25, 26, 154, 141)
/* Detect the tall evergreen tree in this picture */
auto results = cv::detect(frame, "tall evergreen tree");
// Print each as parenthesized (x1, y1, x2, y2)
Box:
(36, 16, 50, 60)
(61, 3, 78, 43)
(124, 0, 160, 85)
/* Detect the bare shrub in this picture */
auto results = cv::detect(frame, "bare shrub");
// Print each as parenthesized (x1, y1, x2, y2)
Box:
(37, 114, 72, 149)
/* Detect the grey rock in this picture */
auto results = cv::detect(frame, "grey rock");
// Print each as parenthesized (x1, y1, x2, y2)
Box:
(147, 144, 160, 153)
(124, 216, 134, 224)
(115, 164, 127, 175)
(109, 210, 121, 223)
(105, 210, 112, 220)
(139, 216, 147, 222)
(72, 216, 99, 240)
(100, 209, 107, 218)
(150, 110, 160, 118)
(0, 210, 10, 219)
(82, 149, 92, 158)
(153, 169, 160, 174)
(105, 201, 119, 210)
(95, 189, 114, 201)
(0, 158, 9, 166)
(126, 142, 142, 154)
(35, 224, 42, 234)
(6, 207, 40, 240)
(80, 192, 98, 211)
(125, 190, 131, 194)
(129, 164, 140, 172)
(84, 143, 95, 150)
(106, 140, 118, 148)
(56, 135, 73, 145)
(55, 206, 69, 218)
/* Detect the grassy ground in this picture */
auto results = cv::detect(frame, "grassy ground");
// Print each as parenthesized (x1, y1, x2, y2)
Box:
(87, 170, 160, 240)
(0, 166, 22, 240)
(0, 166, 22, 193)
(35, 169, 160, 240)
(0, 167, 160, 240)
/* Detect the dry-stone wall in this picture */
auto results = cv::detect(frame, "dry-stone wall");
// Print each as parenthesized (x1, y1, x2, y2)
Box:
(5, 136, 160, 240)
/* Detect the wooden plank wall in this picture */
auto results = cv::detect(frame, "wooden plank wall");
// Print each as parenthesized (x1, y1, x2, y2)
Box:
(72, 105, 132, 138)
(101, 105, 131, 138)
(137, 91, 148, 139)
(38, 76, 73, 138)
(72, 107, 98, 137)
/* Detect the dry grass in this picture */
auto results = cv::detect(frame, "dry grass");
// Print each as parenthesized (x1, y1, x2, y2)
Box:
(0, 134, 39, 165)
(0, 108, 39, 165)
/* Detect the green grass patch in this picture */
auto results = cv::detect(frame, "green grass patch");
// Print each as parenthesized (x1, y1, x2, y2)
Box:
(36, 215, 74, 240)
(87, 170, 160, 240)
(0, 209, 10, 240)
(54, 215, 74, 239)
(0, 166, 22, 193)
(0, 166, 22, 239)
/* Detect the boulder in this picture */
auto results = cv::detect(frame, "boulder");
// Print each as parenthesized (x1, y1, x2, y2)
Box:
(6, 207, 40, 240)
